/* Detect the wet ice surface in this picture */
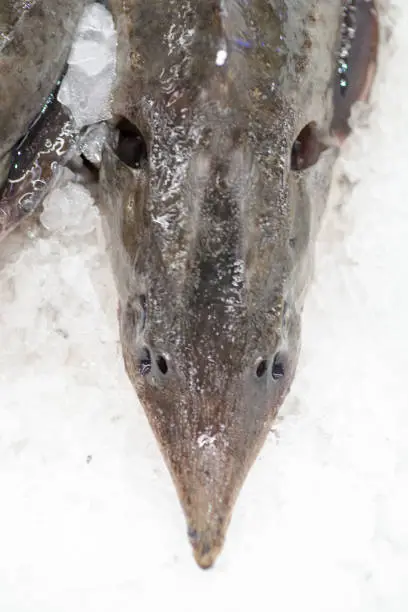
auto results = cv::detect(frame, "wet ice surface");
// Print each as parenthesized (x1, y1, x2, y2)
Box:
(1, 2, 408, 612)
(58, 3, 117, 130)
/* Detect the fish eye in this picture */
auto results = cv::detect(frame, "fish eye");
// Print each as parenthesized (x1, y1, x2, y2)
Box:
(291, 122, 323, 171)
(255, 359, 268, 378)
(271, 352, 285, 380)
(156, 355, 168, 375)
(139, 347, 152, 376)
(115, 117, 148, 169)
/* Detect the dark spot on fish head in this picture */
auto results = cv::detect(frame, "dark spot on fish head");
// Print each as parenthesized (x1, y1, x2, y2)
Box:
(188, 527, 198, 543)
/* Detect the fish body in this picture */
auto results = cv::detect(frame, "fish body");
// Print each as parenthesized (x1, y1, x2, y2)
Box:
(101, 0, 378, 567)
(0, 0, 88, 236)
(0, 0, 88, 170)
(0, 0, 378, 568)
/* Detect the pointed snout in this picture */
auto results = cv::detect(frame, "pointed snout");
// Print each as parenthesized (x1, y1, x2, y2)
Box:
(176, 463, 235, 569)
(167, 434, 246, 570)
(190, 532, 223, 569)
(188, 520, 227, 569)
(136, 373, 279, 568)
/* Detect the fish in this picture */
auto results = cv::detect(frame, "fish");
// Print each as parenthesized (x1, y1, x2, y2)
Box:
(100, 0, 378, 568)
(0, 0, 379, 569)
(0, 0, 88, 238)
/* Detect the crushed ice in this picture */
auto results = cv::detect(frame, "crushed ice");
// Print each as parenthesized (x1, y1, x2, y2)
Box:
(40, 180, 98, 236)
(58, 2, 117, 130)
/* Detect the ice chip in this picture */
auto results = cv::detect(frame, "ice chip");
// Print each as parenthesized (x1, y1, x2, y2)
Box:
(40, 182, 98, 236)
(57, 2, 117, 129)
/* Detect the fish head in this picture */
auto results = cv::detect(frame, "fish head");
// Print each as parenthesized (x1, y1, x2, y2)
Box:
(101, 0, 378, 567)
(118, 181, 302, 568)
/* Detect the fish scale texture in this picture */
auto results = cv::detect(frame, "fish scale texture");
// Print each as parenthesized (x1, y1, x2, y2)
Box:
(0, 1, 408, 611)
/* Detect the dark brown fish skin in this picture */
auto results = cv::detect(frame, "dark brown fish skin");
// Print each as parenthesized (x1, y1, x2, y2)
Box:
(0, 90, 75, 240)
(100, 0, 379, 568)
(0, 0, 378, 568)
(0, 0, 88, 168)
(0, 0, 379, 569)
(0, 1, 89, 239)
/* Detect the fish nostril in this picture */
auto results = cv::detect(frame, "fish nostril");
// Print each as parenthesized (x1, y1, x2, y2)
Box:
(156, 355, 168, 375)
(139, 347, 152, 376)
(271, 352, 285, 380)
(138, 348, 169, 378)
(255, 359, 268, 378)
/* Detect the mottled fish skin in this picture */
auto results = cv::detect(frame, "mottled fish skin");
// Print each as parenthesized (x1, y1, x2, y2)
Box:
(0, 0, 88, 168)
(0, 0, 378, 568)
(0, 0, 89, 237)
(100, 0, 378, 568)
(0, 82, 76, 239)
